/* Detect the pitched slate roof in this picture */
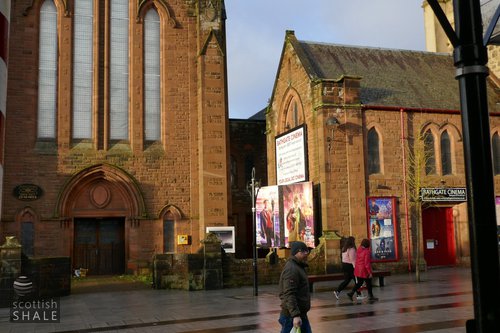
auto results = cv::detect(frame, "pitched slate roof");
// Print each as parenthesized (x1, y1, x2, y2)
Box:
(284, 31, 500, 111)
(248, 107, 267, 120)
(294, 38, 461, 110)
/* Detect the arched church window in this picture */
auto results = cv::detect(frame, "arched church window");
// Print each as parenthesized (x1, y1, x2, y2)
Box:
(284, 98, 303, 130)
(110, 0, 129, 140)
(367, 128, 380, 174)
(293, 101, 299, 126)
(38, 0, 58, 139)
(22, 222, 34, 257)
(144, 8, 161, 141)
(72, 0, 94, 139)
(163, 219, 175, 253)
(424, 130, 436, 175)
(441, 130, 452, 175)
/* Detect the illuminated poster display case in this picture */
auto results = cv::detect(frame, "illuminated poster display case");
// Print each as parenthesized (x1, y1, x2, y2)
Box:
(366, 196, 399, 262)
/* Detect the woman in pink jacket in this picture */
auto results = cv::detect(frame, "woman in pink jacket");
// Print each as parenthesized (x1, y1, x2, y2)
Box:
(333, 236, 363, 300)
(347, 238, 379, 301)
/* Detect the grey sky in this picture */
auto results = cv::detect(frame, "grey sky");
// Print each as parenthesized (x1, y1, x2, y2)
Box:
(225, 0, 427, 119)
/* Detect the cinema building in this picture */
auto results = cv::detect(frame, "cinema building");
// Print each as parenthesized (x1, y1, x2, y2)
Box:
(264, 30, 500, 270)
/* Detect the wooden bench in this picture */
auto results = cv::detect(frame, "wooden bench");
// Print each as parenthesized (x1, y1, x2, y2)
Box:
(308, 270, 391, 292)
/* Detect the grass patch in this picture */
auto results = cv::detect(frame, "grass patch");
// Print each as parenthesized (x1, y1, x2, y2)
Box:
(71, 274, 153, 286)
(117, 274, 153, 285)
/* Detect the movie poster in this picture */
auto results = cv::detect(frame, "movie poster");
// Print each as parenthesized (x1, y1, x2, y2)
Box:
(256, 186, 280, 248)
(367, 197, 398, 262)
(281, 181, 315, 248)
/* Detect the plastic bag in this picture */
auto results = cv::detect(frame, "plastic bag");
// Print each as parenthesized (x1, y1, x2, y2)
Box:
(290, 327, 301, 333)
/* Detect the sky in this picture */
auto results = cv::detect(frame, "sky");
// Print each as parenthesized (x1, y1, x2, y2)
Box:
(225, 0, 427, 119)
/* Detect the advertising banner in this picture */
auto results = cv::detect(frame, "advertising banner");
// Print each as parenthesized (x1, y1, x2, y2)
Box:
(281, 181, 315, 248)
(367, 197, 399, 262)
(255, 181, 315, 249)
(275, 125, 308, 185)
(256, 185, 280, 248)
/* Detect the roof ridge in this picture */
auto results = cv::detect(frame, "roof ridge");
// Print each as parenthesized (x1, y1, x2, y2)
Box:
(297, 39, 450, 56)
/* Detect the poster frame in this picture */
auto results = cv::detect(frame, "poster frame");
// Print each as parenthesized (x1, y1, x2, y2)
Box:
(206, 226, 236, 253)
(366, 196, 399, 262)
(275, 124, 309, 185)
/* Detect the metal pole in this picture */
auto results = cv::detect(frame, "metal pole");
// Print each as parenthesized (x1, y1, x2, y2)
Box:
(251, 167, 258, 296)
(451, 1, 500, 332)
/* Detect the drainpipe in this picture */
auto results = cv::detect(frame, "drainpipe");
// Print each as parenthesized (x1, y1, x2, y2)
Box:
(400, 108, 412, 272)
(344, 112, 353, 235)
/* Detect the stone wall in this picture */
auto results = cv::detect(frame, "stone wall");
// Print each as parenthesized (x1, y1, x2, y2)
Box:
(22, 256, 71, 298)
(0, 236, 21, 307)
(0, 236, 69, 307)
(152, 253, 204, 290)
(153, 239, 336, 290)
(223, 240, 335, 288)
(152, 233, 223, 290)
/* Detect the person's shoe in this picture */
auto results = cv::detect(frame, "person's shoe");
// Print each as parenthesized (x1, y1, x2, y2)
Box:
(356, 294, 367, 300)
(368, 296, 379, 301)
(347, 292, 354, 301)
(333, 290, 341, 299)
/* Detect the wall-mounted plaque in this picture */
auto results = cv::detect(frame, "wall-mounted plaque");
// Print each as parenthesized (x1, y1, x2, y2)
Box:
(13, 184, 43, 201)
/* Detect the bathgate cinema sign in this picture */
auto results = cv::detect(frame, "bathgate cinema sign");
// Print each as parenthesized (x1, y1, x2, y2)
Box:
(420, 187, 467, 202)
(275, 125, 308, 185)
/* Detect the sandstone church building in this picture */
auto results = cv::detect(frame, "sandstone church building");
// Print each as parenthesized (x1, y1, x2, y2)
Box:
(1, 0, 231, 275)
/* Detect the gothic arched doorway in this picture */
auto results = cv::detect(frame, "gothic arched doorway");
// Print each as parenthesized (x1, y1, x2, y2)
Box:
(55, 164, 146, 275)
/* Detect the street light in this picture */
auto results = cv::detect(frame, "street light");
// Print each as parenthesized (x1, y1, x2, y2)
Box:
(426, 1, 500, 332)
(247, 167, 260, 296)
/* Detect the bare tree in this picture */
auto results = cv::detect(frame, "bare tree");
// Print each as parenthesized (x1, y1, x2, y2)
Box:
(405, 127, 435, 282)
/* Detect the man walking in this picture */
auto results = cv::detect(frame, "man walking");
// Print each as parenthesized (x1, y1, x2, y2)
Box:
(278, 241, 312, 333)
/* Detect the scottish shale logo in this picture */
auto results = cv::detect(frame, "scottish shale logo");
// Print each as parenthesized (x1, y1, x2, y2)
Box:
(9, 276, 60, 323)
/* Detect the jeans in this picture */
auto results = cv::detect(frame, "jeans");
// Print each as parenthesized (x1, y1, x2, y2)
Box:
(278, 313, 312, 333)
(336, 263, 354, 292)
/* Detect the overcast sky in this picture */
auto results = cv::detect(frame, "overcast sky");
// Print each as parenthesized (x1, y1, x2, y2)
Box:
(225, 0, 427, 119)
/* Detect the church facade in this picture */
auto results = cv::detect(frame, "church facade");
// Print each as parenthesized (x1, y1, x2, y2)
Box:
(1, 0, 231, 274)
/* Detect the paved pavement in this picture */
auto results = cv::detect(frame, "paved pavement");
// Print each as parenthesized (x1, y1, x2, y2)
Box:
(0, 267, 475, 333)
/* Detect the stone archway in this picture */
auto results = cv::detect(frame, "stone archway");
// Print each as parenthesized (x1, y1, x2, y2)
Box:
(55, 164, 146, 218)
(55, 164, 147, 274)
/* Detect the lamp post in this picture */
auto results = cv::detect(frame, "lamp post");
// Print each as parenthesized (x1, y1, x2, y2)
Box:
(426, 1, 500, 331)
(247, 167, 260, 296)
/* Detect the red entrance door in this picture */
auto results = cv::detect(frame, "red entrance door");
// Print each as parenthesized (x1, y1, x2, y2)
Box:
(422, 207, 456, 266)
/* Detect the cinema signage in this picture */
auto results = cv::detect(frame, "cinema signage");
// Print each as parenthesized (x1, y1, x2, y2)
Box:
(420, 187, 467, 202)
(275, 125, 308, 185)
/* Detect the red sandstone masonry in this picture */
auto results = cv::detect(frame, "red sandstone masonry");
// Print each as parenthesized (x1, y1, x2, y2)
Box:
(1, 0, 230, 272)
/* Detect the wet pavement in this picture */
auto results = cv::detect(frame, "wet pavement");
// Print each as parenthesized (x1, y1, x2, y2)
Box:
(0, 267, 474, 332)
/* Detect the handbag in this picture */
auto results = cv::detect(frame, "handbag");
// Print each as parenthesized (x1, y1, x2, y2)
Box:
(290, 327, 302, 333)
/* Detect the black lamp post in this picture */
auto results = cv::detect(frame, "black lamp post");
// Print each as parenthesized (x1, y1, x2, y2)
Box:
(247, 167, 260, 296)
(427, 1, 500, 332)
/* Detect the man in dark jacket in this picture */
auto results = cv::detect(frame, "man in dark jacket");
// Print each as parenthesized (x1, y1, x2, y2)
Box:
(278, 241, 312, 333)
